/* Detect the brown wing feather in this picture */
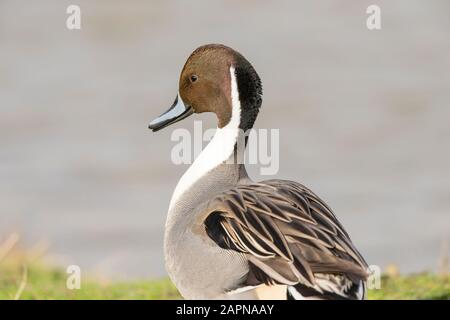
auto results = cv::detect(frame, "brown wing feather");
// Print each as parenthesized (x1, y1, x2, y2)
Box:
(204, 179, 368, 292)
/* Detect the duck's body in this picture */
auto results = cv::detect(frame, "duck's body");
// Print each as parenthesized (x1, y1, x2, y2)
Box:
(149, 44, 368, 300)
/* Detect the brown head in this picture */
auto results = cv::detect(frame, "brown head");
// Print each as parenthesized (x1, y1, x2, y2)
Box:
(149, 44, 262, 132)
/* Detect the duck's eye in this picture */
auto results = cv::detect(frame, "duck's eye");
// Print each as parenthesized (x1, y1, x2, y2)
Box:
(190, 75, 198, 83)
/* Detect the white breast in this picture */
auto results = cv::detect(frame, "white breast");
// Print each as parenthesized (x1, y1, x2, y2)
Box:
(164, 66, 247, 299)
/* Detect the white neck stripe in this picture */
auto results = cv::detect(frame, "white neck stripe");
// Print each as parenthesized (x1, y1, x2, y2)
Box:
(168, 66, 241, 211)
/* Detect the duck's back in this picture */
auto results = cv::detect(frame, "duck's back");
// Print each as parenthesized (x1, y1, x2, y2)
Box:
(201, 179, 368, 300)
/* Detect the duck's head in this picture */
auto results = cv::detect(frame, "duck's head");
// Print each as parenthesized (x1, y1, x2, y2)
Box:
(149, 44, 262, 132)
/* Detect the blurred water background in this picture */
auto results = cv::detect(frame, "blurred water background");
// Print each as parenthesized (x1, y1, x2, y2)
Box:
(0, 0, 449, 279)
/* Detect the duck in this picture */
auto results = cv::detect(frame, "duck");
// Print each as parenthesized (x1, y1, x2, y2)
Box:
(148, 44, 368, 300)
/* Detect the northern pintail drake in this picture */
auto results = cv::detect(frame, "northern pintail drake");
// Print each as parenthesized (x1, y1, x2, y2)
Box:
(149, 44, 368, 300)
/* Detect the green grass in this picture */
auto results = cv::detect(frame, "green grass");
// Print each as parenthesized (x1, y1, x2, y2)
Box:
(1, 261, 448, 300)
(368, 273, 449, 300)
(0, 262, 180, 300)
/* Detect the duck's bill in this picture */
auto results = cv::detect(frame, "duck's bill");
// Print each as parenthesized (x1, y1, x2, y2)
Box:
(148, 95, 193, 132)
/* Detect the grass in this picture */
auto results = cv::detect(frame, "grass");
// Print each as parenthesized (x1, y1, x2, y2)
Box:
(0, 261, 448, 300)
(0, 262, 180, 300)
(0, 235, 448, 300)
(368, 273, 449, 300)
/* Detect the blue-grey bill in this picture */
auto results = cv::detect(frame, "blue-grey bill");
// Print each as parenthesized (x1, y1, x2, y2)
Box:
(148, 94, 193, 132)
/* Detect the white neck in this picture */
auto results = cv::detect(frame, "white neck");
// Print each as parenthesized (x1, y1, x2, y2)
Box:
(168, 66, 241, 211)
